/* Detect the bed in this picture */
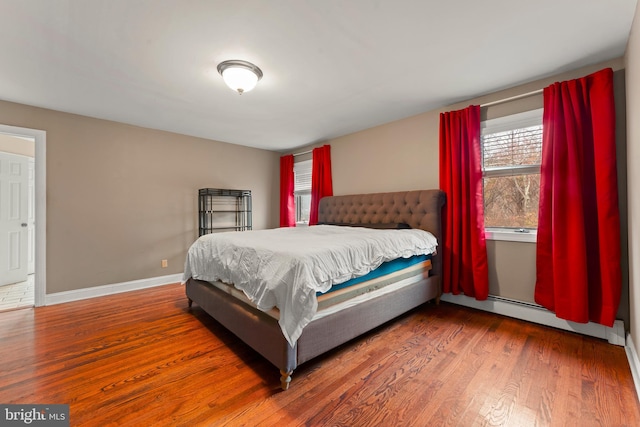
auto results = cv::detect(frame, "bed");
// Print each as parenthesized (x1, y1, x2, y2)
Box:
(183, 189, 445, 390)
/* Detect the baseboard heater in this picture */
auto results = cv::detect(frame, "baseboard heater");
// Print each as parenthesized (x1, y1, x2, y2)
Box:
(439, 293, 625, 346)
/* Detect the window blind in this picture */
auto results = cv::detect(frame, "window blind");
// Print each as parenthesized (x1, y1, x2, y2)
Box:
(294, 160, 312, 192)
(482, 125, 543, 169)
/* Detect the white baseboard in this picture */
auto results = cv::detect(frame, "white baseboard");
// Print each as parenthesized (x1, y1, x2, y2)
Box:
(626, 334, 640, 401)
(45, 273, 183, 306)
(440, 293, 625, 346)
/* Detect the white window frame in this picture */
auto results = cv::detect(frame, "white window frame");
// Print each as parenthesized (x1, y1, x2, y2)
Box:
(485, 227, 537, 243)
(481, 109, 542, 243)
(294, 160, 312, 226)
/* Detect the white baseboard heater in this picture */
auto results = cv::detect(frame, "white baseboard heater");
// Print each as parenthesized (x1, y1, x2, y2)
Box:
(440, 293, 625, 346)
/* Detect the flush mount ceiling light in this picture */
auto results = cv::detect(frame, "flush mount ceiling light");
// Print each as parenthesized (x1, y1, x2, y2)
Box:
(217, 60, 263, 95)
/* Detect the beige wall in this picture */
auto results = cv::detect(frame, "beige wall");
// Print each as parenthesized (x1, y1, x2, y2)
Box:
(0, 100, 280, 294)
(486, 240, 536, 302)
(331, 113, 439, 194)
(327, 57, 629, 322)
(0, 133, 34, 157)
(626, 4, 640, 352)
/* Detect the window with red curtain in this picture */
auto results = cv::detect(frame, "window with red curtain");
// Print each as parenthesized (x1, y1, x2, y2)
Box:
(309, 145, 333, 225)
(279, 154, 295, 227)
(439, 105, 489, 300)
(535, 68, 621, 327)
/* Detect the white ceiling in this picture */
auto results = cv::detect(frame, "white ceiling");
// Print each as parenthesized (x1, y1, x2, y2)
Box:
(0, 0, 637, 151)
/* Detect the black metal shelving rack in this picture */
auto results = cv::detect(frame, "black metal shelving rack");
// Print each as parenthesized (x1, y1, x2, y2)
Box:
(198, 188, 252, 236)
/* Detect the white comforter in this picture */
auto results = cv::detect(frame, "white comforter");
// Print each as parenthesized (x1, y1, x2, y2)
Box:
(182, 225, 437, 347)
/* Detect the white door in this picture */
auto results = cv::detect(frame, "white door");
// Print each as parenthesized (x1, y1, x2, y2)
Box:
(0, 152, 28, 286)
(27, 158, 35, 274)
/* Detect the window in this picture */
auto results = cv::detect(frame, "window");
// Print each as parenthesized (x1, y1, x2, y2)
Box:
(294, 160, 312, 224)
(481, 109, 542, 240)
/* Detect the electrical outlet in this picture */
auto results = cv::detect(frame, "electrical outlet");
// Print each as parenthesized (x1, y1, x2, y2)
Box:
(161, 259, 168, 268)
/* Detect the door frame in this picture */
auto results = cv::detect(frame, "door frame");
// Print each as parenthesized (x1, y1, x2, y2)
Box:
(0, 124, 46, 307)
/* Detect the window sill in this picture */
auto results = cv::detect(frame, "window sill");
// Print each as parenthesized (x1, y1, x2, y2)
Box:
(485, 228, 537, 243)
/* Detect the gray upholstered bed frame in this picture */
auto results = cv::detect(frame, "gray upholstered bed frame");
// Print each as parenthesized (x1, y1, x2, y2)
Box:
(185, 189, 445, 390)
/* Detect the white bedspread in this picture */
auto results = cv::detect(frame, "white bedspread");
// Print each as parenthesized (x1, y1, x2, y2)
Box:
(182, 225, 437, 347)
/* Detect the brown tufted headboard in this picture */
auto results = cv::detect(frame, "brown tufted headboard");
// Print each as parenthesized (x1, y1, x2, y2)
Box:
(318, 189, 446, 277)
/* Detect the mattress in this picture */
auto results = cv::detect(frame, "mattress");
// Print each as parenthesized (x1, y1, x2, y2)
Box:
(206, 257, 432, 323)
(318, 254, 430, 295)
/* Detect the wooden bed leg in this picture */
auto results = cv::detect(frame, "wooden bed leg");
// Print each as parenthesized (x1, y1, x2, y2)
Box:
(435, 295, 441, 305)
(280, 370, 293, 391)
(187, 298, 193, 309)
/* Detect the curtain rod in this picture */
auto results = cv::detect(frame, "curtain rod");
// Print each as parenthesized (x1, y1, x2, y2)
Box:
(293, 149, 312, 157)
(480, 88, 543, 108)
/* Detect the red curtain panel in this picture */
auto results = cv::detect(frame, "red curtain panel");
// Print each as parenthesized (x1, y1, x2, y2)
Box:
(439, 105, 489, 300)
(279, 154, 296, 227)
(535, 68, 621, 327)
(309, 145, 333, 225)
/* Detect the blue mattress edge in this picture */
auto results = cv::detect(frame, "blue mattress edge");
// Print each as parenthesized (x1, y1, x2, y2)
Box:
(317, 254, 431, 296)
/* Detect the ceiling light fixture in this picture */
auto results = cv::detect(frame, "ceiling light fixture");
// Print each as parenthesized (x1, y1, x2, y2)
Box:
(217, 60, 263, 95)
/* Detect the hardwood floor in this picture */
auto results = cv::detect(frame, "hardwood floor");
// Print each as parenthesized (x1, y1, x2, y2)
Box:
(0, 283, 638, 426)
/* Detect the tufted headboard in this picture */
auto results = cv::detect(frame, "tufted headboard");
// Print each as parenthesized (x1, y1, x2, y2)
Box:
(318, 189, 446, 276)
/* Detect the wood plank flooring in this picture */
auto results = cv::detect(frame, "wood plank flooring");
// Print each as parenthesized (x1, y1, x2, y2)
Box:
(0, 283, 638, 426)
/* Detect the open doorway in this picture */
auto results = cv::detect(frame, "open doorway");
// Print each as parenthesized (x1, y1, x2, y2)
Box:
(0, 125, 46, 310)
